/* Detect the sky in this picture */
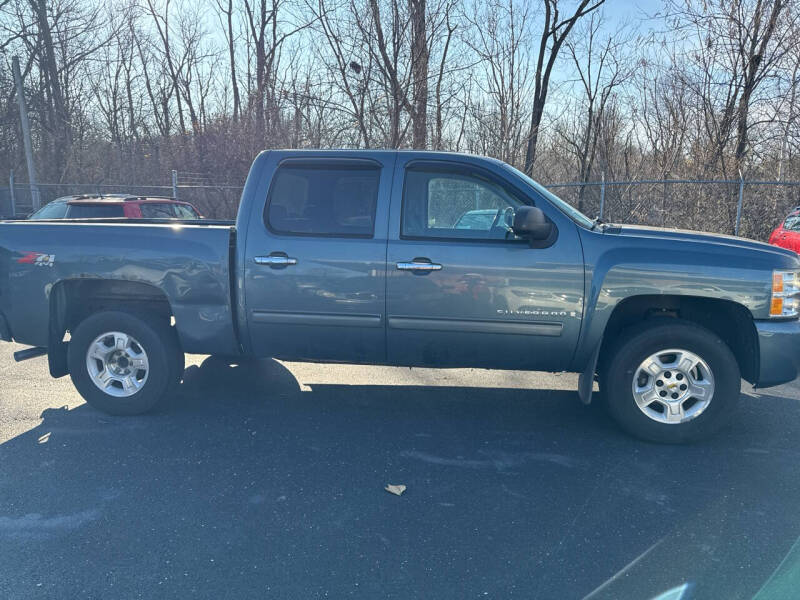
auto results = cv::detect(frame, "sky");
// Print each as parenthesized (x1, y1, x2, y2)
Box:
(602, 0, 665, 24)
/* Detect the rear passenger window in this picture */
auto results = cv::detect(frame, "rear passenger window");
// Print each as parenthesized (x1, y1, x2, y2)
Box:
(66, 204, 125, 218)
(266, 163, 380, 237)
(174, 204, 200, 219)
(140, 203, 176, 218)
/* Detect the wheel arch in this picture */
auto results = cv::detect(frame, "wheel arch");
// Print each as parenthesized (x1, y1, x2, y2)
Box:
(596, 295, 758, 384)
(48, 278, 175, 378)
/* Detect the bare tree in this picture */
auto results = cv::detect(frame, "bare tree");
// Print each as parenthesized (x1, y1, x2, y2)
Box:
(214, 0, 241, 122)
(309, 0, 374, 146)
(144, 0, 188, 134)
(523, 0, 605, 174)
(431, 7, 457, 150)
(362, 0, 455, 148)
(559, 12, 635, 209)
(363, 0, 413, 146)
(4, 0, 111, 179)
(408, 0, 428, 148)
(242, 0, 312, 144)
(635, 62, 690, 179)
(463, 0, 534, 165)
(667, 0, 798, 175)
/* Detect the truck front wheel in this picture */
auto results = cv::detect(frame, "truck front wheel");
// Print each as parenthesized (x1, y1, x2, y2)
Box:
(599, 320, 741, 443)
(68, 310, 183, 416)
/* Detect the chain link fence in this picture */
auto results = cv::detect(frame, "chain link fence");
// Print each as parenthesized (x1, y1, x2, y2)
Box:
(0, 174, 244, 221)
(3, 173, 800, 242)
(548, 179, 800, 241)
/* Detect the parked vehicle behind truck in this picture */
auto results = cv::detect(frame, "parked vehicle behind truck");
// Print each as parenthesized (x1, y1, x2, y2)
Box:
(27, 195, 202, 220)
(769, 207, 800, 253)
(1, 150, 799, 443)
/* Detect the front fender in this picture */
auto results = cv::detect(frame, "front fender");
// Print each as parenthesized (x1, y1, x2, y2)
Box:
(572, 232, 776, 370)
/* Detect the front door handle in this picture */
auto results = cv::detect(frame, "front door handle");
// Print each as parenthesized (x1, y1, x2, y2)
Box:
(396, 259, 442, 272)
(254, 252, 298, 268)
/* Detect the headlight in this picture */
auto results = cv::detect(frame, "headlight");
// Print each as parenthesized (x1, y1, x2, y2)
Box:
(770, 270, 800, 318)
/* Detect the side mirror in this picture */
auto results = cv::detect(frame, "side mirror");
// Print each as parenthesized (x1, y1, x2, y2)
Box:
(512, 206, 555, 246)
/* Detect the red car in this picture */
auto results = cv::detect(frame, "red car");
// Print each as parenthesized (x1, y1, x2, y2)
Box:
(28, 195, 202, 220)
(769, 207, 800, 253)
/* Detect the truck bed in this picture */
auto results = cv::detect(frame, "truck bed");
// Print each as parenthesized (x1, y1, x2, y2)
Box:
(0, 220, 240, 355)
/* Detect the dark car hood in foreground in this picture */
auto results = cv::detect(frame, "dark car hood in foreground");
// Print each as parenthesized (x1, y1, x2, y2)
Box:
(608, 224, 798, 259)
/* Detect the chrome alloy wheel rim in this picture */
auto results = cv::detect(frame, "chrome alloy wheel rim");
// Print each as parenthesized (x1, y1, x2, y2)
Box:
(85, 331, 149, 397)
(631, 348, 714, 424)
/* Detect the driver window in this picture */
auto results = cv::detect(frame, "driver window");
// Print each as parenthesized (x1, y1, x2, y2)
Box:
(402, 168, 527, 240)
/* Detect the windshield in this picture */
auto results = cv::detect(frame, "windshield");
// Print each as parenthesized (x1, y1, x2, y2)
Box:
(454, 210, 504, 230)
(784, 215, 800, 231)
(29, 200, 68, 220)
(500, 163, 595, 229)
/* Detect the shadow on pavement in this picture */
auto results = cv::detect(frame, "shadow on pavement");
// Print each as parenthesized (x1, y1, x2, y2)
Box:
(1, 356, 800, 599)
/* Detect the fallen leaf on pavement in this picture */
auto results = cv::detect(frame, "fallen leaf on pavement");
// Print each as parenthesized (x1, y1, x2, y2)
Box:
(385, 484, 407, 496)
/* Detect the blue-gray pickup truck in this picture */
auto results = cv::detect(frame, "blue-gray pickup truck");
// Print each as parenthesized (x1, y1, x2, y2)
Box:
(1, 150, 799, 442)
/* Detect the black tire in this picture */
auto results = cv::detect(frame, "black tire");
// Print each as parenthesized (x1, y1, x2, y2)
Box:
(68, 310, 183, 416)
(599, 319, 740, 443)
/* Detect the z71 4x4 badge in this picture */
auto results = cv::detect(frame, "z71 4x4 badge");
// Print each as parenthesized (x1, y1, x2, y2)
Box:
(17, 252, 56, 267)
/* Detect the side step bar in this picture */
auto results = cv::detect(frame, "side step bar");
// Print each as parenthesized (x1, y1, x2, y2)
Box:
(13, 346, 47, 362)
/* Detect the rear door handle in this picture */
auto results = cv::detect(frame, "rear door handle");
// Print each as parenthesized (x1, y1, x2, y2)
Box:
(396, 259, 442, 272)
(254, 252, 298, 268)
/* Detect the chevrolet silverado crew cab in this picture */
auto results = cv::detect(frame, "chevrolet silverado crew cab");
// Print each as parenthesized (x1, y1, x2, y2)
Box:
(1, 150, 799, 443)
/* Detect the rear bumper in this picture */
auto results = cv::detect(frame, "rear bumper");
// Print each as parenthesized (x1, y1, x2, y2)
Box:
(0, 311, 11, 342)
(755, 319, 800, 388)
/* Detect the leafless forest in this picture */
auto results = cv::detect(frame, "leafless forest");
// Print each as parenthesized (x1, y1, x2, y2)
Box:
(1, 0, 799, 234)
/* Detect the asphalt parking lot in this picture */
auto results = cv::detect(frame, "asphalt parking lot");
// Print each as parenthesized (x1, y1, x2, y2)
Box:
(1, 344, 800, 599)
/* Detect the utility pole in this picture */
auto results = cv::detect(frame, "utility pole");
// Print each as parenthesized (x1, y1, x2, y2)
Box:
(12, 56, 40, 211)
(735, 170, 744, 237)
(9, 170, 16, 216)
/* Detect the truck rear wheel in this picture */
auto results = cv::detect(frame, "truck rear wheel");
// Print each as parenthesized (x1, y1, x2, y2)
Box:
(68, 310, 183, 416)
(599, 320, 740, 443)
